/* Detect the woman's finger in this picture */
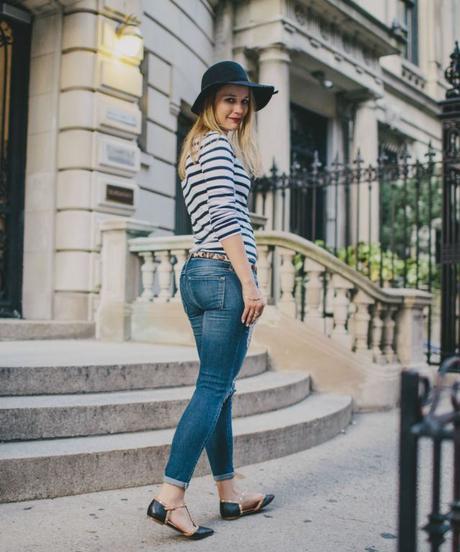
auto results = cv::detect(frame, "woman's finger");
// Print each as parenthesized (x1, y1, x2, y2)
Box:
(242, 303, 258, 325)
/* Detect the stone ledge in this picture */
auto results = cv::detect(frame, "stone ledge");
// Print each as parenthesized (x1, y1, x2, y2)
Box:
(0, 320, 95, 341)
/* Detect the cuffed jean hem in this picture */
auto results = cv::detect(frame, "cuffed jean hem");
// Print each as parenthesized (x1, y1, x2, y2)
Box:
(163, 475, 189, 489)
(213, 472, 235, 482)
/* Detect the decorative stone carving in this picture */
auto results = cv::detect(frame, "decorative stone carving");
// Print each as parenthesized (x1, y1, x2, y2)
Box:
(304, 258, 324, 322)
(256, 245, 272, 301)
(156, 251, 173, 303)
(278, 248, 296, 316)
(370, 302, 385, 363)
(331, 273, 354, 348)
(137, 252, 155, 302)
(351, 289, 374, 355)
(382, 305, 397, 363)
(171, 249, 188, 302)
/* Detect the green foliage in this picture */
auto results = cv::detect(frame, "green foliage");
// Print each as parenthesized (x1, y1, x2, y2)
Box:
(380, 174, 442, 259)
(292, 172, 442, 291)
(317, 240, 440, 290)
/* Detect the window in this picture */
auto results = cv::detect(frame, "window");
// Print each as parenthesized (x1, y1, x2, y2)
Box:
(398, 0, 418, 65)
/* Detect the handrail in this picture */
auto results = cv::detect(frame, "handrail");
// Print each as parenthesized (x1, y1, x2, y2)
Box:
(254, 230, 432, 306)
(128, 230, 432, 307)
(129, 234, 192, 252)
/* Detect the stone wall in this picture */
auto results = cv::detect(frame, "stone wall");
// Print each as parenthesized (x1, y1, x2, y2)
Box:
(23, 0, 144, 321)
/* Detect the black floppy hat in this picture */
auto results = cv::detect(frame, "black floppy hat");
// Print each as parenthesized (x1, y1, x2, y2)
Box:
(191, 60, 278, 115)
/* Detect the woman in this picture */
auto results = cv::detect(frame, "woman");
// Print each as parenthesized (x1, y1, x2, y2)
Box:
(146, 60, 278, 540)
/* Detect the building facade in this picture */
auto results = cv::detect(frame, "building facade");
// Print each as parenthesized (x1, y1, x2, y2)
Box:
(1, 0, 458, 322)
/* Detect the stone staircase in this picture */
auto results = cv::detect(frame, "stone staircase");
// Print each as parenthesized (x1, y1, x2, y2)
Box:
(0, 339, 352, 503)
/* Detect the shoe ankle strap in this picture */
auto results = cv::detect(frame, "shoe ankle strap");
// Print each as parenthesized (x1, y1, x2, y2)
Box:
(165, 503, 187, 512)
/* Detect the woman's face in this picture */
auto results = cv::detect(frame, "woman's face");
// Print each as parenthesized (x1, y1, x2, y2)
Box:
(214, 84, 249, 133)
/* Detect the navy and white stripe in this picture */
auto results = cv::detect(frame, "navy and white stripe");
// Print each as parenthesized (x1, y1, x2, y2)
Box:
(181, 130, 258, 265)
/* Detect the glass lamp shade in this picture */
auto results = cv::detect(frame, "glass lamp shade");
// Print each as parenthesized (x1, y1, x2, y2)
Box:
(115, 24, 143, 61)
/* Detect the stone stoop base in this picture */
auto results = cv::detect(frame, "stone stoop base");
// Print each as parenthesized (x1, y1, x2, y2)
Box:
(0, 320, 95, 341)
(0, 340, 352, 503)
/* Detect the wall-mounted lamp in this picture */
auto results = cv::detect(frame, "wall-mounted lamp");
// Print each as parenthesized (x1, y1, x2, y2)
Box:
(311, 70, 334, 90)
(115, 16, 144, 61)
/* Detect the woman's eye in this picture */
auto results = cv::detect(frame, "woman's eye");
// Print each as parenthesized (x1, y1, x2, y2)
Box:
(225, 98, 249, 105)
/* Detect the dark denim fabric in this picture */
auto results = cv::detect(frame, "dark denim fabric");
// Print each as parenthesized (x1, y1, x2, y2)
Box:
(163, 256, 258, 488)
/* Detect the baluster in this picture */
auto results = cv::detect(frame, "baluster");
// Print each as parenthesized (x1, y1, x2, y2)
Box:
(156, 250, 173, 302)
(324, 271, 335, 336)
(257, 245, 271, 300)
(137, 252, 156, 302)
(278, 247, 296, 316)
(304, 258, 325, 323)
(351, 290, 374, 355)
(331, 273, 354, 348)
(383, 305, 397, 363)
(171, 249, 188, 302)
(371, 301, 385, 363)
(294, 271, 303, 320)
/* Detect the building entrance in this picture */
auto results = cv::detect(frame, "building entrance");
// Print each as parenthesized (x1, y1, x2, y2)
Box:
(289, 102, 328, 242)
(0, 8, 31, 317)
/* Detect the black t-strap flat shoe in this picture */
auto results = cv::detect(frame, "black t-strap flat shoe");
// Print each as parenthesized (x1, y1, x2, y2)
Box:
(220, 492, 275, 520)
(147, 497, 214, 539)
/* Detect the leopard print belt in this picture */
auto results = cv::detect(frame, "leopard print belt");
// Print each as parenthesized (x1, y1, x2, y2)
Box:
(189, 250, 257, 272)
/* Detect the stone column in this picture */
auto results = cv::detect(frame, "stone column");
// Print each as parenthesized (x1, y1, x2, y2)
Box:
(96, 219, 154, 341)
(385, 288, 432, 368)
(55, 1, 143, 322)
(351, 98, 379, 243)
(257, 45, 291, 231)
(22, 12, 62, 319)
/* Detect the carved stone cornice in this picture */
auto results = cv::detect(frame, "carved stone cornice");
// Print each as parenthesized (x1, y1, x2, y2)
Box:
(233, 0, 396, 96)
(286, 0, 399, 65)
(17, 0, 80, 14)
(291, 0, 402, 57)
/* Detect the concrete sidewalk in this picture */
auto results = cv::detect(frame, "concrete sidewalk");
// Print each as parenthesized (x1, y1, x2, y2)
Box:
(0, 407, 454, 552)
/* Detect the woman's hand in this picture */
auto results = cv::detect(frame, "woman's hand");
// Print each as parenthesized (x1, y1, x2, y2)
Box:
(218, 233, 266, 325)
(241, 280, 266, 326)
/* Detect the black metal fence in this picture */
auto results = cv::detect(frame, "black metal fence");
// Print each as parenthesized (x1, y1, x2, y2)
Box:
(439, 41, 460, 364)
(398, 356, 460, 551)
(250, 147, 443, 363)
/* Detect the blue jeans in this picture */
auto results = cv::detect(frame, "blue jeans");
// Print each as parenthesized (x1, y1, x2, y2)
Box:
(163, 256, 258, 489)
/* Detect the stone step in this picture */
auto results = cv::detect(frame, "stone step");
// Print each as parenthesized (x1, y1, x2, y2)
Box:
(0, 371, 311, 440)
(0, 320, 94, 341)
(0, 392, 353, 503)
(0, 340, 267, 395)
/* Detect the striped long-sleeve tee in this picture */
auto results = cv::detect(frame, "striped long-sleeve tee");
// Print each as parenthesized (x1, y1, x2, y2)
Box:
(181, 130, 258, 265)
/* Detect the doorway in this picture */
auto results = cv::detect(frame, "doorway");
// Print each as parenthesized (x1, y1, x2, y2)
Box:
(289, 102, 328, 242)
(0, 9, 31, 317)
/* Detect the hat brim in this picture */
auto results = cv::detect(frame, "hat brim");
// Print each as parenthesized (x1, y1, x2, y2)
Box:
(191, 81, 278, 115)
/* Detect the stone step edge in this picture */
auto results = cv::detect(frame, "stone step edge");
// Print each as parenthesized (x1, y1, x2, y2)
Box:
(0, 393, 353, 503)
(0, 372, 312, 441)
(0, 347, 265, 370)
(0, 393, 351, 459)
(0, 370, 308, 408)
(0, 321, 95, 341)
(0, 350, 268, 396)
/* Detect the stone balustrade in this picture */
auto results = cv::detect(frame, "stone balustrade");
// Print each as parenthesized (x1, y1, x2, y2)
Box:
(96, 224, 432, 369)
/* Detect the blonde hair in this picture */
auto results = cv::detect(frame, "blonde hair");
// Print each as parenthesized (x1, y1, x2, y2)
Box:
(177, 86, 263, 181)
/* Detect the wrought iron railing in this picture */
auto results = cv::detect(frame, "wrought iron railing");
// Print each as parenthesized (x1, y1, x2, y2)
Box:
(398, 357, 460, 551)
(250, 146, 443, 364)
(439, 41, 460, 364)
